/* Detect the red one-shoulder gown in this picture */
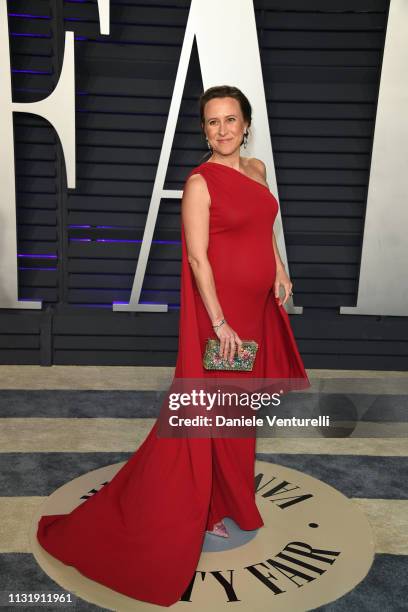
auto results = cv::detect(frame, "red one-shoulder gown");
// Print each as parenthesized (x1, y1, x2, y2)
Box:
(36, 161, 310, 607)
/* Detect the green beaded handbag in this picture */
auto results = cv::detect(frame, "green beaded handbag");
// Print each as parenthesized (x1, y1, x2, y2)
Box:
(203, 338, 259, 371)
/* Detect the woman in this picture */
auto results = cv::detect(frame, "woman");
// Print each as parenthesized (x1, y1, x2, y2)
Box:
(36, 85, 310, 607)
(180, 85, 310, 537)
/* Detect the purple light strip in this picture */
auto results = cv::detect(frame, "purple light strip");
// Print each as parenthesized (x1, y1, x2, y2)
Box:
(18, 253, 57, 259)
(95, 225, 135, 229)
(19, 267, 57, 271)
(113, 301, 179, 306)
(8, 13, 50, 19)
(96, 239, 180, 244)
(12, 69, 52, 75)
(11, 32, 51, 38)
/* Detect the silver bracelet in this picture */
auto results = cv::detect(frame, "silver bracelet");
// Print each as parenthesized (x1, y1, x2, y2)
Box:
(212, 318, 226, 331)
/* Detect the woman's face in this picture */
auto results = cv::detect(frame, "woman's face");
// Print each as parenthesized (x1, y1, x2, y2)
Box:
(202, 97, 248, 157)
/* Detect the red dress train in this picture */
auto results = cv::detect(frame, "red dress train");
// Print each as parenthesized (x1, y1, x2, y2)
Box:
(36, 161, 310, 607)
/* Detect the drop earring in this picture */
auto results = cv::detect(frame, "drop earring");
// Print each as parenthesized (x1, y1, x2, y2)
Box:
(243, 130, 249, 149)
(205, 137, 212, 150)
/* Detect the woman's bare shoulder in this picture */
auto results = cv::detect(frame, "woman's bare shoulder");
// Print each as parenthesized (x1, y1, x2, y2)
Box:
(184, 171, 208, 191)
(242, 157, 268, 187)
(245, 157, 266, 176)
(183, 172, 211, 206)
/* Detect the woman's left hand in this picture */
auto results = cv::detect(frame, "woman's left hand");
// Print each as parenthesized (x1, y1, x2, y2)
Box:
(274, 265, 293, 306)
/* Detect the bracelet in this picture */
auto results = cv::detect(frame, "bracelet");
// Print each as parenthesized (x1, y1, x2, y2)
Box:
(212, 318, 226, 331)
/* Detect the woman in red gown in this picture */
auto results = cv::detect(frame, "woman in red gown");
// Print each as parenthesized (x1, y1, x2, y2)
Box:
(36, 85, 310, 607)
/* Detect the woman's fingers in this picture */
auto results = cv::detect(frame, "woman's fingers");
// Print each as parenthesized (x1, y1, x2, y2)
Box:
(219, 335, 229, 360)
(216, 325, 244, 363)
(218, 334, 233, 361)
(219, 337, 226, 358)
(281, 282, 293, 306)
(228, 336, 236, 363)
(225, 336, 234, 361)
(220, 333, 243, 362)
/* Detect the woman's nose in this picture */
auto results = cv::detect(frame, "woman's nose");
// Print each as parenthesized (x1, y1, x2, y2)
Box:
(218, 122, 228, 135)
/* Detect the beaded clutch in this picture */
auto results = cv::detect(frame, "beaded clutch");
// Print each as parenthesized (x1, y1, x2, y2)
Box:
(203, 338, 259, 371)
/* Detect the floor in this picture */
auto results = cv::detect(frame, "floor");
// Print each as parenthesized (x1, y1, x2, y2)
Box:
(0, 366, 406, 611)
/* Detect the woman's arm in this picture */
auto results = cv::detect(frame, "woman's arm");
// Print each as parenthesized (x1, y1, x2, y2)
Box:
(181, 173, 224, 324)
(181, 173, 243, 362)
(272, 230, 285, 272)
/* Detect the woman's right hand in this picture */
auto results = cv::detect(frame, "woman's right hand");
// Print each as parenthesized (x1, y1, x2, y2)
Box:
(213, 321, 243, 364)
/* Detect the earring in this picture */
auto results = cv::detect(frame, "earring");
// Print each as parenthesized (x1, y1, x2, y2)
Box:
(205, 137, 212, 150)
(243, 130, 249, 149)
